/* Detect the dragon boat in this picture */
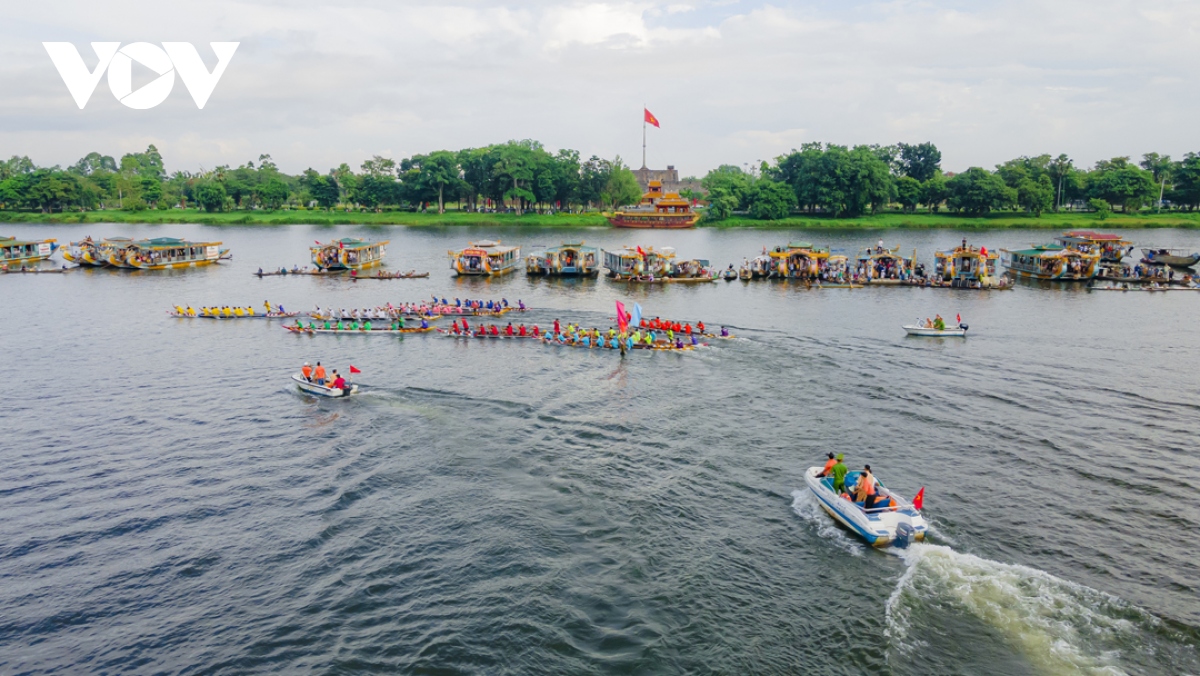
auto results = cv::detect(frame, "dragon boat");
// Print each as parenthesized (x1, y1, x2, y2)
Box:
(607, 180, 700, 229)
(1, 235, 59, 266)
(284, 325, 435, 335)
(804, 466, 927, 548)
(169, 309, 299, 319)
(526, 242, 601, 277)
(1000, 245, 1099, 281)
(62, 237, 131, 266)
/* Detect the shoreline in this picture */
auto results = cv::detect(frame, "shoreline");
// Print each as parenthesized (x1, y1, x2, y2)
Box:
(2, 210, 1199, 229)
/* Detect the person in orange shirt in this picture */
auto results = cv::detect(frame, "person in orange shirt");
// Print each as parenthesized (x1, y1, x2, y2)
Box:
(312, 362, 327, 386)
(816, 452, 836, 477)
(301, 362, 313, 381)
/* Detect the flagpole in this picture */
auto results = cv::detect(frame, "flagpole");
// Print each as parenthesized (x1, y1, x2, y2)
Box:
(642, 104, 647, 169)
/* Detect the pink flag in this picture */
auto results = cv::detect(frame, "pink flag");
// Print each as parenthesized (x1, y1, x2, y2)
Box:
(616, 301, 628, 332)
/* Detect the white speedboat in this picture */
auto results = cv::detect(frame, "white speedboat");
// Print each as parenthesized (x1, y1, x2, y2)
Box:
(804, 466, 927, 548)
(292, 373, 357, 397)
(903, 324, 967, 337)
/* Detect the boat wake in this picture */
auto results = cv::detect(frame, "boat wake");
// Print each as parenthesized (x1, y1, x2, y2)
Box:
(885, 543, 1197, 674)
(789, 489, 864, 556)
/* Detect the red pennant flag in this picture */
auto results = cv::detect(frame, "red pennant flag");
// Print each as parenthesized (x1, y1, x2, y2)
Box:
(636, 245, 646, 258)
(956, 313, 961, 324)
(349, 365, 361, 374)
(912, 487, 925, 511)
(644, 108, 660, 128)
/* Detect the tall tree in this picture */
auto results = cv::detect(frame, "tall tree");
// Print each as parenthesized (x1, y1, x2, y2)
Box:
(897, 142, 942, 182)
(1140, 153, 1172, 209)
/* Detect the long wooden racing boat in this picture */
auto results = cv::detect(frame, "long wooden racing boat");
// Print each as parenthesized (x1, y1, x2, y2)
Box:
(284, 325, 435, 335)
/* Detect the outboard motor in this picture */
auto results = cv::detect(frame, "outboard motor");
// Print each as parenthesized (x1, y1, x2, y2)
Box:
(893, 521, 915, 549)
(960, 323, 969, 332)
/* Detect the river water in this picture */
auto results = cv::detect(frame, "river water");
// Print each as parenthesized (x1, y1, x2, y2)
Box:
(1, 223, 1198, 675)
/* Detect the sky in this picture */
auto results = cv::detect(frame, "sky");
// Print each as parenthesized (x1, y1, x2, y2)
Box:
(4, 0, 1200, 177)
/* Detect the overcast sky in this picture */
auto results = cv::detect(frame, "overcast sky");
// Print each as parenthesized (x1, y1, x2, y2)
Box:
(4, 0, 1200, 177)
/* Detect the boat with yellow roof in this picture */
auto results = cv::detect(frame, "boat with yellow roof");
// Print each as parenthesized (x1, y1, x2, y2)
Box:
(450, 240, 522, 276)
(311, 238, 388, 271)
(607, 181, 700, 229)
(1, 235, 59, 266)
(108, 238, 228, 270)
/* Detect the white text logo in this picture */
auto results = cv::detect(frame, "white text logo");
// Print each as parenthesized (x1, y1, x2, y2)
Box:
(43, 42, 239, 109)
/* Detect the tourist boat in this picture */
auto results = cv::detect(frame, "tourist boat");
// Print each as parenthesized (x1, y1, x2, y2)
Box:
(607, 180, 701, 229)
(292, 373, 357, 397)
(903, 323, 968, 337)
(857, 245, 917, 284)
(1140, 248, 1200, 269)
(804, 466, 927, 548)
(766, 242, 831, 280)
(0, 235, 59, 266)
(1000, 245, 1099, 281)
(62, 236, 132, 266)
(108, 238, 227, 269)
(738, 255, 773, 280)
(603, 245, 675, 280)
(311, 238, 388, 271)
(934, 239, 1004, 288)
(526, 242, 601, 277)
(1056, 231, 1133, 263)
(450, 240, 521, 276)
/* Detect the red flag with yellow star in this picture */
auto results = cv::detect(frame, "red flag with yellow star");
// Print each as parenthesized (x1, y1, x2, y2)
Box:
(644, 108, 660, 128)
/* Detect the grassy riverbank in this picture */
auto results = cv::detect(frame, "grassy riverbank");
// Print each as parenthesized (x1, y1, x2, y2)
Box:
(2, 208, 1199, 229)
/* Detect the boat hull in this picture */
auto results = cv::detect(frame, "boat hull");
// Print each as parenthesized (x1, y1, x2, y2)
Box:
(903, 325, 967, 337)
(285, 326, 435, 334)
(1140, 249, 1200, 268)
(804, 467, 926, 548)
(607, 216, 699, 229)
(292, 374, 357, 397)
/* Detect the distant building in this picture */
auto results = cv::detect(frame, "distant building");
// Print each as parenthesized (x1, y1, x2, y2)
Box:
(633, 165, 703, 196)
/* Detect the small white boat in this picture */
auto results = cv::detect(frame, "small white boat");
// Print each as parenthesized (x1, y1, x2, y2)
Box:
(903, 324, 967, 337)
(292, 373, 357, 397)
(804, 466, 927, 548)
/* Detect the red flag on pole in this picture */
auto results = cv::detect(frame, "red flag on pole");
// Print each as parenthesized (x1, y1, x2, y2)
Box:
(912, 487, 925, 510)
(644, 108, 660, 128)
(616, 301, 628, 332)
(636, 245, 646, 258)
(349, 365, 361, 374)
(956, 313, 961, 324)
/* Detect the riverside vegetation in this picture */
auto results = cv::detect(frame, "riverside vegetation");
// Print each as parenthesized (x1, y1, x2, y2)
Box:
(3, 140, 1200, 228)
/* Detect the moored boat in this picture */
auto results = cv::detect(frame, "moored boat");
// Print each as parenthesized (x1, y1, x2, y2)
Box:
(0, 235, 59, 266)
(804, 466, 927, 548)
(858, 244, 918, 284)
(1057, 231, 1132, 263)
(292, 373, 357, 397)
(1140, 248, 1200, 269)
(450, 240, 521, 276)
(311, 238, 388, 271)
(1000, 245, 1099, 281)
(607, 180, 700, 229)
(903, 324, 967, 337)
(603, 245, 675, 280)
(526, 242, 601, 276)
(109, 238, 227, 270)
(62, 236, 130, 266)
(934, 239, 1006, 288)
(767, 242, 830, 280)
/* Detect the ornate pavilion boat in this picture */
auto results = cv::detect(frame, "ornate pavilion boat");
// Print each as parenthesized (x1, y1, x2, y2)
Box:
(1055, 231, 1132, 263)
(62, 237, 132, 267)
(450, 240, 521, 276)
(739, 255, 773, 280)
(107, 238, 227, 270)
(526, 242, 600, 277)
(1000, 245, 1099, 281)
(311, 238, 388, 271)
(607, 181, 701, 229)
(857, 245, 917, 284)
(934, 239, 1005, 288)
(766, 242, 831, 280)
(0, 235, 59, 267)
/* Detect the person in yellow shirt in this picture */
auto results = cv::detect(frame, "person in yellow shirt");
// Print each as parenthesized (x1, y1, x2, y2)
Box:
(234, 307, 245, 317)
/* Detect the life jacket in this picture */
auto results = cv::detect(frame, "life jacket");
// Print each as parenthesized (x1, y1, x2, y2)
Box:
(861, 474, 876, 496)
(302, 366, 312, 378)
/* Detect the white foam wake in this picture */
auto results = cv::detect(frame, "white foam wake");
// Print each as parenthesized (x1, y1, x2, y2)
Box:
(886, 543, 1152, 675)
(790, 489, 864, 557)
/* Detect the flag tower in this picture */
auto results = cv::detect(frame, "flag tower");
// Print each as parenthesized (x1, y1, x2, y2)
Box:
(643, 107, 660, 169)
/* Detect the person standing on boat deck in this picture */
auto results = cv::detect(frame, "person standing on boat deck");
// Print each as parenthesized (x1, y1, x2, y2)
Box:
(313, 362, 327, 386)
(302, 362, 313, 382)
(817, 453, 836, 477)
(830, 454, 849, 495)
(856, 465, 878, 509)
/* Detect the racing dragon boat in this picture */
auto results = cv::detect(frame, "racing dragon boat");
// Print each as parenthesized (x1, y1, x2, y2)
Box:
(1, 235, 59, 266)
(284, 325, 435, 335)
(292, 373, 357, 397)
(804, 466, 927, 548)
(311, 238, 389, 271)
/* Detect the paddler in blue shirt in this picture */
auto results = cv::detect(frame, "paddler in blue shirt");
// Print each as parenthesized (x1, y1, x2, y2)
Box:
(420, 318, 429, 329)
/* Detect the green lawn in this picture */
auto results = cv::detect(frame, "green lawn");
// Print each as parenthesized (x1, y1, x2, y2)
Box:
(2, 208, 1199, 229)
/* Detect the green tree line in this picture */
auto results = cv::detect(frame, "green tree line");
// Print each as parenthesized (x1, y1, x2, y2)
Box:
(0, 140, 643, 215)
(700, 143, 1200, 220)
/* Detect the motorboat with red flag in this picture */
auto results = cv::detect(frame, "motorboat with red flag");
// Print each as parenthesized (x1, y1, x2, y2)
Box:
(805, 466, 927, 547)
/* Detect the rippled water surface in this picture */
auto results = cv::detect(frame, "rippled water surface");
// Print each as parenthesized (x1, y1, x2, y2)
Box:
(2, 223, 1199, 674)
